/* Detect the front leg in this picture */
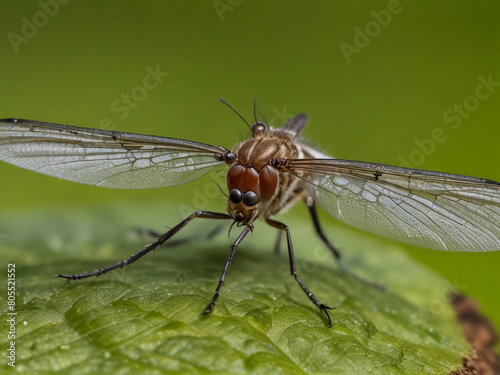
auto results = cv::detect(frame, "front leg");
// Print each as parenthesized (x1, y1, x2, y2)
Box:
(58, 211, 233, 280)
(203, 225, 253, 314)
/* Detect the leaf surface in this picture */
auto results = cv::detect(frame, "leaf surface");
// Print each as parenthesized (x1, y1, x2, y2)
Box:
(0, 203, 471, 374)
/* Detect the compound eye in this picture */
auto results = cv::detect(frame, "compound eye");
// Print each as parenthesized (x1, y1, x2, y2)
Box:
(252, 121, 268, 136)
(229, 189, 242, 204)
(242, 191, 260, 206)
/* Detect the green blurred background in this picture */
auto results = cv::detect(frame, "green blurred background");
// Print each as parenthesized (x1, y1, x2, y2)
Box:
(1, 0, 499, 334)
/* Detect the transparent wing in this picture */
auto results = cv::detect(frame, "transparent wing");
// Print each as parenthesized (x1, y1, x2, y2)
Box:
(281, 114, 308, 139)
(285, 158, 500, 252)
(0, 118, 229, 189)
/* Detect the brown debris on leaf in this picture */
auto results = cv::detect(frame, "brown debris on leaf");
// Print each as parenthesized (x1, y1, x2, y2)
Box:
(449, 294, 500, 375)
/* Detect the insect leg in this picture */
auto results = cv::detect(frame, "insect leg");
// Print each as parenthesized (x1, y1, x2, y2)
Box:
(266, 218, 333, 328)
(304, 197, 348, 271)
(203, 225, 252, 314)
(58, 211, 233, 280)
(305, 197, 385, 290)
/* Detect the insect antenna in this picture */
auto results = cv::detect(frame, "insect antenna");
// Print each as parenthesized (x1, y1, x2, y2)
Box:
(253, 98, 258, 123)
(219, 98, 252, 131)
(216, 183, 228, 198)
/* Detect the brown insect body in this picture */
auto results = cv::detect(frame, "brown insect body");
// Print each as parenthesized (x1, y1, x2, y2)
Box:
(226, 122, 305, 225)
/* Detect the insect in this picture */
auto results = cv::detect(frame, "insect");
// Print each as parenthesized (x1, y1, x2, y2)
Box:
(1, 100, 499, 327)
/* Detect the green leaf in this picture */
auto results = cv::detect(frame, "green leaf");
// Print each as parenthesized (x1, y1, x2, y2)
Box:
(0, 202, 471, 374)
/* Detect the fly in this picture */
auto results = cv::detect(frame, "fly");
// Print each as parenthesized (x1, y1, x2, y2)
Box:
(1, 100, 499, 327)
